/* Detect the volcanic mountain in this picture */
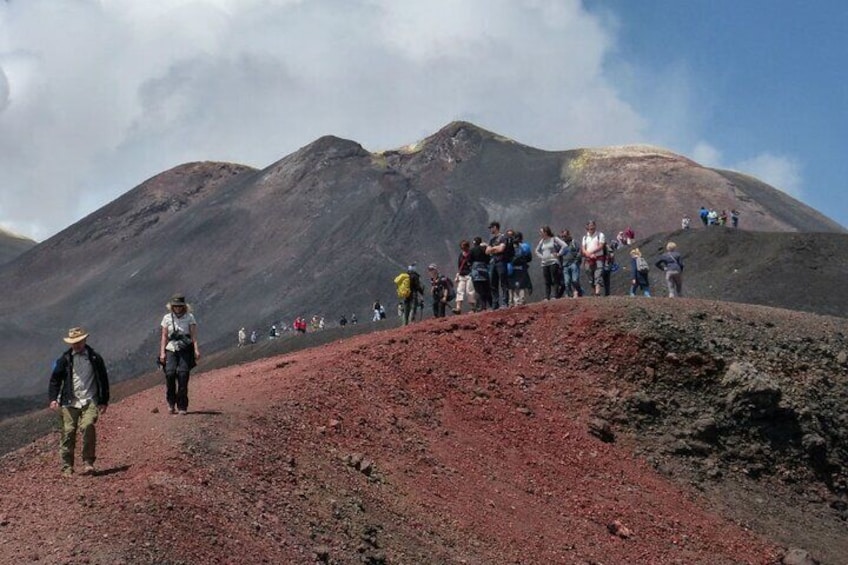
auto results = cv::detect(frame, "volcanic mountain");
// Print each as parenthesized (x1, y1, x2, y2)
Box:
(0, 121, 844, 402)
(0, 227, 35, 266)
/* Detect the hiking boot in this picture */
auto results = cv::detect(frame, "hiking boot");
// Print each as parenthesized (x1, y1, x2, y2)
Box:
(82, 463, 95, 476)
(168, 405, 176, 415)
(178, 410, 187, 415)
(61, 466, 74, 477)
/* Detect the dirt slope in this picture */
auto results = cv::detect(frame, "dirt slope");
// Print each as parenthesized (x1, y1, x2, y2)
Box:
(2, 298, 846, 564)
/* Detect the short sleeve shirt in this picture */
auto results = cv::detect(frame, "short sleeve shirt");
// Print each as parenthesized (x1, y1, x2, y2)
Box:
(161, 312, 197, 352)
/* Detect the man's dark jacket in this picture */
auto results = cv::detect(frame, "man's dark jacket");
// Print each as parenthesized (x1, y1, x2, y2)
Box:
(48, 345, 110, 407)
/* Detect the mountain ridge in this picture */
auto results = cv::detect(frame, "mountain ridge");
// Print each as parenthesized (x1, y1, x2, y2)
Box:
(0, 121, 844, 400)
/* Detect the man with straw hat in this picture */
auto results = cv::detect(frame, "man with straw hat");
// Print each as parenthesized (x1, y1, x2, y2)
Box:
(48, 326, 110, 477)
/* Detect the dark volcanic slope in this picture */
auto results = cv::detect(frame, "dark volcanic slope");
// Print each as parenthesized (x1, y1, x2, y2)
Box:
(0, 228, 35, 266)
(0, 121, 844, 400)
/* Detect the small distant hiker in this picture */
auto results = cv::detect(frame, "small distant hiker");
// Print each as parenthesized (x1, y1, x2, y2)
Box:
(623, 226, 635, 245)
(49, 327, 110, 477)
(699, 206, 709, 226)
(396, 264, 425, 325)
(159, 294, 200, 415)
(509, 230, 533, 306)
(238, 327, 246, 347)
(250, 330, 257, 344)
(682, 215, 691, 230)
(656, 241, 684, 297)
(558, 229, 583, 298)
(629, 247, 652, 297)
(731, 209, 740, 228)
(485, 221, 512, 309)
(428, 263, 454, 318)
(372, 300, 385, 322)
(454, 239, 476, 314)
(339, 314, 348, 327)
(351, 313, 357, 325)
(269, 324, 279, 339)
(581, 220, 606, 297)
(469, 236, 492, 311)
(536, 225, 565, 301)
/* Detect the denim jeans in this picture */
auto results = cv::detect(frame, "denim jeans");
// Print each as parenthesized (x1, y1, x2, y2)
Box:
(488, 260, 510, 308)
(562, 262, 583, 297)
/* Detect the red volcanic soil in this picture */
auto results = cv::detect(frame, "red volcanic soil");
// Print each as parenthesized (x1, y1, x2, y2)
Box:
(2, 298, 845, 564)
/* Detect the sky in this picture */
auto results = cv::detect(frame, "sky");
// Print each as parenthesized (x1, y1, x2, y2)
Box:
(0, 0, 845, 242)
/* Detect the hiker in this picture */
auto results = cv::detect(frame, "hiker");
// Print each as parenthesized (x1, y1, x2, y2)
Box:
(731, 209, 740, 228)
(558, 229, 583, 298)
(581, 220, 606, 296)
(395, 264, 422, 325)
(453, 239, 476, 314)
(159, 294, 200, 415)
(48, 326, 110, 477)
(682, 215, 691, 230)
(339, 314, 348, 327)
(536, 225, 566, 300)
(699, 206, 709, 226)
(707, 209, 718, 226)
(269, 324, 278, 339)
(351, 313, 357, 325)
(469, 236, 492, 311)
(629, 247, 652, 297)
(428, 263, 453, 318)
(372, 301, 383, 322)
(602, 239, 618, 296)
(485, 221, 512, 309)
(238, 327, 246, 347)
(656, 241, 684, 297)
(623, 226, 635, 245)
(250, 330, 257, 344)
(509, 230, 533, 306)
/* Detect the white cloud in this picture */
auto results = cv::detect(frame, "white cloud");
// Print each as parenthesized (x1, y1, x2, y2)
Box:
(691, 141, 722, 168)
(734, 153, 803, 199)
(2, 0, 805, 240)
(0, 0, 653, 240)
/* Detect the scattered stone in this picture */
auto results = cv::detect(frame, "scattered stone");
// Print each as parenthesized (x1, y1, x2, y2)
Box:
(588, 418, 615, 443)
(606, 519, 632, 539)
(782, 547, 818, 565)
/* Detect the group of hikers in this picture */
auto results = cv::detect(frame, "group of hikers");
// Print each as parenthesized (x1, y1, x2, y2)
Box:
(394, 219, 687, 325)
(48, 212, 698, 477)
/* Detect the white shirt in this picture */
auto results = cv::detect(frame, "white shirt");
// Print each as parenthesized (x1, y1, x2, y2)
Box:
(582, 231, 606, 258)
(161, 312, 197, 352)
(71, 349, 96, 408)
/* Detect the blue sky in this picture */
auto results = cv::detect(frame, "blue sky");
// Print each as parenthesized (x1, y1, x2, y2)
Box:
(1, 0, 846, 241)
(585, 0, 848, 228)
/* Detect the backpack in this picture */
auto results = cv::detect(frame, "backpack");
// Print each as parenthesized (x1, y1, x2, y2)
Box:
(512, 241, 532, 267)
(394, 272, 411, 299)
(635, 256, 650, 273)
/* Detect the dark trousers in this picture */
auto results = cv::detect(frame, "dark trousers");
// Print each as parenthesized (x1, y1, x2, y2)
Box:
(472, 280, 492, 310)
(165, 349, 192, 411)
(488, 261, 510, 309)
(402, 297, 416, 325)
(542, 264, 561, 299)
(432, 299, 447, 318)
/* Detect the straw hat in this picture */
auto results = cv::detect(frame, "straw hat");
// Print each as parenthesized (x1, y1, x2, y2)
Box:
(63, 327, 89, 344)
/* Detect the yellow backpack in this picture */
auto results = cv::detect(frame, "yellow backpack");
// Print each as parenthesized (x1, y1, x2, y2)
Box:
(394, 272, 411, 299)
